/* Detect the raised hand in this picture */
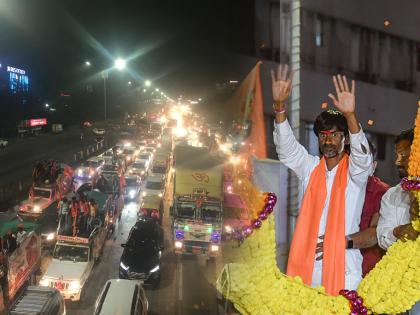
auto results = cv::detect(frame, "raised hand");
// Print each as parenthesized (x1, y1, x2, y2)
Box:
(328, 75, 355, 115)
(271, 64, 294, 107)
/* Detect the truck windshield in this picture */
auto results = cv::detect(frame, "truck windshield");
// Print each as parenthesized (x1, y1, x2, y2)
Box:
(53, 244, 89, 262)
(33, 189, 51, 198)
(201, 205, 221, 222)
(177, 203, 196, 219)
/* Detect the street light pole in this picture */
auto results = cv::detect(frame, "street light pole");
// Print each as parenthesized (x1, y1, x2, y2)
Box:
(102, 71, 109, 121)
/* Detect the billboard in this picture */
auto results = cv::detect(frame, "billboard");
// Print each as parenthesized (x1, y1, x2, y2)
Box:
(0, 64, 29, 93)
(29, 118, 47, 126)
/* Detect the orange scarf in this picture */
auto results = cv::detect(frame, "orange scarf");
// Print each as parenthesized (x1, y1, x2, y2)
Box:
(287, 154, 348, 295)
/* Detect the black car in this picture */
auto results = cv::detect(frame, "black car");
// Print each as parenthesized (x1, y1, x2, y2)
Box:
(119, 219, 163, 284)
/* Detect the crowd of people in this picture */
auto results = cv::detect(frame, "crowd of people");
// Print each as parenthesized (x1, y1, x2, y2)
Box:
(272, 65, 419, 314)
(57, 194, 100, 237)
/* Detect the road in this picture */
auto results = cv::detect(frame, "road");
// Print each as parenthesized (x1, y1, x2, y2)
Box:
(0, 122, 114, 186)
(60, 171, 221, 315)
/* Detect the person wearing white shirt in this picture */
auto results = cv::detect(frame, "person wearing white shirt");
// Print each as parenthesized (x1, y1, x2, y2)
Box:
(271, 65, 372, 293)
(377, 128, 419, 315)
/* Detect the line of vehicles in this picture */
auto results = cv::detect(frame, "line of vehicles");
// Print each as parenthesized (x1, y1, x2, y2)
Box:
(0, 108, 252, 314)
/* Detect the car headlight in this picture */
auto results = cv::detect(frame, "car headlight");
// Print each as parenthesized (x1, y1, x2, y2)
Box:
(174, 241, 183, 249)
(150, 265, 160, 273)
(225, 225, 233, 234)
(126, 156, 131, 161)
(158, 193, 163, 197)
(129, 169, 133, 173)
(77, 169, 83, 176)
(39, 278, 49, 286)
(120, 261, 129, 271)
(46, 233, 55, 241)
(211, 245, 219, 252)
(69, 281, 81, 291)
(33, 205, 41, 212)
(142, 191, 147, 197)
(90, 170, 95, 176)
(129, 190, 136, 198)
(141, 171, 145, 175)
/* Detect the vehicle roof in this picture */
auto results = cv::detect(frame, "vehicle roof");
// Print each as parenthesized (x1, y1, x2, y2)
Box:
(96, 279, 140, 315)
(147, 174, 164, 182)
(10, 286, 61, 315)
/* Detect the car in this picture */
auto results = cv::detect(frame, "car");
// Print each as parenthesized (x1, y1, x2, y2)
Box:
(75, 160, 102, 181)
(93, 128, 105, 135)
(128, 160, 149, 179)
(124, 175, 141, 200)
(0, 138, 8, 147)
(19, 187, 56, 216)
(94, 279, 148, 315)
(142, 146, 156, 155)
(137, 152, 153, 168)
(119, 219, 163, 284)
(139, 195, 163, 223)
(121, 147, 138, 164)
(142, 174, 165, 198)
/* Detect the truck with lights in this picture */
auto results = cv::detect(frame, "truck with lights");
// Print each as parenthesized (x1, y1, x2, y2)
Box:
(39, 190, 109, 302)
(171, 145, 223, 257)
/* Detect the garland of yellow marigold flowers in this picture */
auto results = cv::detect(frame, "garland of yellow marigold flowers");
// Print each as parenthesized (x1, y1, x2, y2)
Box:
(217, 102, 420, 315)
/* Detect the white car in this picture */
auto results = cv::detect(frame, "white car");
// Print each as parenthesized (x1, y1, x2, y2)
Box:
(142, 174, 165, 198)
(0, 138, 8, 147)
(94, 279, 148, 315)
(128, 160, 149, 178)
(138, 152, 153, 167)
(19, 187, 56, 215)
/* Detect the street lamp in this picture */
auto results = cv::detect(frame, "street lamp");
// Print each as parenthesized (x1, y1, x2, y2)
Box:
(114, 58, 126, 70)
(145, 80, 151, 87)
(45, 103, 49, 108)
(85, 61, 91, 66)
(155, 88, 159, 92)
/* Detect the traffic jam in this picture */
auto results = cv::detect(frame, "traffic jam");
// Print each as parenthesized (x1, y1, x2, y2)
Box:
(0, 104, 248, 315)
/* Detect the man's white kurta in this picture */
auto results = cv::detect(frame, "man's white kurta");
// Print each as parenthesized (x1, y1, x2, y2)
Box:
(273, 120, 372, 290)
(377, 184, 411, 250)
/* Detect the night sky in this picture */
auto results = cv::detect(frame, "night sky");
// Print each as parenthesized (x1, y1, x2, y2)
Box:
(0, 0, 255, 100)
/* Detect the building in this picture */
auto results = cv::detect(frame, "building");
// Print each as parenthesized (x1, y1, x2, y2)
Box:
(243, 0, 420, 185)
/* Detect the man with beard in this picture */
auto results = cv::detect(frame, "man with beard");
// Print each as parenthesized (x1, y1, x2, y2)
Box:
(272, 65, 372, 295)
(377, 129, 419, 315)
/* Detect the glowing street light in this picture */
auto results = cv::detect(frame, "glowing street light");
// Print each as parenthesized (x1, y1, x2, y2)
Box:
(155, 88, 159, 92)
(85, 61, 91, 66)
(45, 103, 49, 108)
(145, 80, 151, 87)
(114, 58, 126, 70)
(128, 81, 132, 85)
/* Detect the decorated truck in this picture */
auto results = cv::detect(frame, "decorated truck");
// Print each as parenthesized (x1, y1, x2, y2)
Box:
(171, 145, 223, 257)
(39, 190, 109, 302)
(0, 210, 41, 315)
(19, 161, 73, 216)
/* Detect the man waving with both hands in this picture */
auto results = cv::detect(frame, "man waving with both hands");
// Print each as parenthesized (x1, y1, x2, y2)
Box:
(271, 65, 372, 295)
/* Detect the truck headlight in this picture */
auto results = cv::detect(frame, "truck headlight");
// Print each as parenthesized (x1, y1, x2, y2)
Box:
(120, 261, 129, 271)
(46, 233, 55, 241)
(69, 281, 81, 291)
(150, 265, 160, 273)
(174, 241, 183, 249)
(33, 205, 41, 212)
(39, 278, 49, 286)
(211, 245, 219, 252)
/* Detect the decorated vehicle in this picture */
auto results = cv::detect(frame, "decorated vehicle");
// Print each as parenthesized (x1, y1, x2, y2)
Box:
(0, 211, 41, 315)
(19, 162, 73, 216)
(139, 195, 163, 224)
(171, 145, 223, 257)
(40, 209, 107, 302)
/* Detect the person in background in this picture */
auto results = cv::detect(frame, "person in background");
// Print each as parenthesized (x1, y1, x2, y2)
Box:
(80, 195, 90, 234)
(328, 139, 390, 277)
(16, 224, 27, 245)
(58, 197, 69, 231)
(4, 230, 17, 254)
(377, 128, 419, 315)
(70, 196, 80, 236)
